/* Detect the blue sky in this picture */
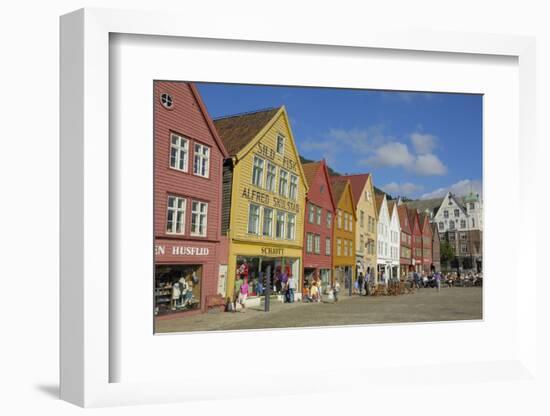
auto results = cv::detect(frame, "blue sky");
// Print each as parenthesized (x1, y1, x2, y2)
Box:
(196, 83, 482, 200)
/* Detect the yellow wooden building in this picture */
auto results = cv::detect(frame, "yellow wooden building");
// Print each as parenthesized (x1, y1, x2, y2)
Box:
(329, 178, 356, 295)
(214, 107, 308, 300)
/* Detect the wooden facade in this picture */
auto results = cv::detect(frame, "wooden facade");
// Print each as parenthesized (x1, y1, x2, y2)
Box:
(419, 213, 433, 273)
(397, 204, 413, 279)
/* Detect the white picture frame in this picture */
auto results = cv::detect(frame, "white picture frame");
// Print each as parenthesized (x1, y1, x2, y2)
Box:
(60, 8, 537, 408)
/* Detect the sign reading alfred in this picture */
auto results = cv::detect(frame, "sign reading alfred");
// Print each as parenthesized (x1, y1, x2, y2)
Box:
(155, 245, 210, 256)
(241, 187, 300, 213)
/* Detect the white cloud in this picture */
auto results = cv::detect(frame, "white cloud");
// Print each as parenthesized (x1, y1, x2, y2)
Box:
(410, 133, 438, 154)
(420, 179, 482, 199)
(381, 182, 424, 197)
(364, 142, 415, 168)
(413, 153, 447, 176)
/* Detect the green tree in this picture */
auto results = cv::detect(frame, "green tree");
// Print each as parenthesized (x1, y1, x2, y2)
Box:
(440, 240, 455, 269)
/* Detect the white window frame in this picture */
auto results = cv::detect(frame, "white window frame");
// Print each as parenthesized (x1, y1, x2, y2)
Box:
(338, 209, 342, 229)
(266, 162, 276, 192)
(306, 233, 313, 253)
(278, 169, 289, 197)
(193, 143, 210, 178)
(262, 207, 273, 237)
(252, 156, 265, 188)
(337, 238, 342, 256)
(316, 206, 322, 225)
(190, 200, 208, 237)
(166, 195, 186, 235)
(276, 210, 286, 239)
(169, 133, 189, 172)
(308, 203, 315, 223)
(289, 174, 298, 200)
(248, 204, 260, 234)
(276, 133, 285, 155)
(325, 237, 331, 256)
(326, 211, 332, 228)
(314, 234, 321, 254)
(286, 213, 296, 240)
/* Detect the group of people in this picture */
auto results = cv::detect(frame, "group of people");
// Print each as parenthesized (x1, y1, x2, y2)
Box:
(407, 270, 443, 291)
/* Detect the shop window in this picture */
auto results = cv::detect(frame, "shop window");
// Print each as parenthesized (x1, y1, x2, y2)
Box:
(266, 162, 276, 192)
(316, 207, 322, 225)
(286, 213, 296, 240)
(262, 207, 273, 237)
(154, 264, 201, 315)
(325, 237, 331, 255)
(166, 195, 186, 234)
(169, 133, 188, 172)
(314, 234, 321, 254)
(276, 133, 285, 154)
(289, 175, 298, 200)
(252, 156, 264, 187)
(276, 210, 286, 238)
(191, 201, 208, 236)
(248, 204, 260, 234)
(193, 143, 210, 178)
(279, 169, 288, 197)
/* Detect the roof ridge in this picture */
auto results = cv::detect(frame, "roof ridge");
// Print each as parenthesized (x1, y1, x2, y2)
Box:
(213, 107, 279, 121)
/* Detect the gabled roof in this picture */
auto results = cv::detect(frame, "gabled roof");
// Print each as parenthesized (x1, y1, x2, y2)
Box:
(419, 213, 432, 234)
(431, 223, 440, 241)
(397, 205, 411, 234)
(375, 193, 385, 216)
(329, 178, 356, 219)
(387, 200, 396, 219)
(213, 107, 279, 156)
(188, 83, 229, 159)
(407, 207, 419, 232)
(302, 160, 336, 212)
(331, 174, 370, 208)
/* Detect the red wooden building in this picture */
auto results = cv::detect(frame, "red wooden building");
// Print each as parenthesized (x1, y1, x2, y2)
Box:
(397, 204, 412, 279)
(408, 208, 423, 273)
(301, 160, 336, 291)
(419, 213, 434, 273)
(153, 81, 229, 320)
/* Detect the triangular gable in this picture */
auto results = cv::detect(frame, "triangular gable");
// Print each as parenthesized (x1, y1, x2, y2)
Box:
(320, 160, 337, 213)
(235, 106, 309, 193)
(433, 192, 468, 219)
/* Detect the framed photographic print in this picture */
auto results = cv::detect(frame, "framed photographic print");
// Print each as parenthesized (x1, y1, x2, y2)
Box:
(60, 8, 537, 408)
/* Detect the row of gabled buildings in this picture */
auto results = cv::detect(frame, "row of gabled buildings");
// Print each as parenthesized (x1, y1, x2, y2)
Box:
(153, 81, 482, 319)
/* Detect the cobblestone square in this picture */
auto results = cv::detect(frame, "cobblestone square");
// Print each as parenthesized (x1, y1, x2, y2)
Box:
(156, 287, 482, 333)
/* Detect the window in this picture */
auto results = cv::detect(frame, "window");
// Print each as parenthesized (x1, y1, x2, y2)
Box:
(368, 216, 375, 233)
(276, 211, 285, 238)
(449, 220, 455, 230)
(316, 207, 322, 225)
(439, 222, 444, 230)
(286, 213, 296, 240)
(472, 218, 475, 227)
(470, 202, 475, 210)
(337, 239, 342, 256)
(449, 232, 456, 241)
(289, 175, 298, 200)
(169, 133, 189, 171)
(461, 243, 468, 253)
(266, 162, 276, 192)
(454, 209, 460, 218)
(460, 219, 466, 229)
(325, 237, 331, 255)
(252, 156, 264, 187)
(262, 207, 273, 237)
(344, 212, 348, 231)
(360, 210, 365, 228)
(160, 93, 173, 109)
(360, 234, 365, 252)
(443, 210, 449, 218)
(191, 201, 208, 236)
(366, 190, 372, 202)
(343, 240, 348, 256)
(276, 134, 285, 154)
(314, 234, 321, 254)
(166, 195, 186, 234)
(337, 210, 342, 229)
(193, 143, 210, 178)
(279, 169, 288, 197)
(460, 232, 467, 241)
(306, 233, 313, 253)
(326, 212, 332, 228)
(308, 204, 315, 223)
(247, 204, 260, 234)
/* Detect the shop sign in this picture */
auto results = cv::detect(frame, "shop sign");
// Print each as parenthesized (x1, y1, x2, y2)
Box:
(256, 141, 297, 172)
(155, 245, 210, 256)
(261, 247, 284, 256)
(241, 186, 300, 213)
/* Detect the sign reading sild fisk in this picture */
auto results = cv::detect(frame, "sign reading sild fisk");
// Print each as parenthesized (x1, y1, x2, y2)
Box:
(155, 245, 210, 256)
(241, 187, 300, 213)
(256, 141, 297, 172)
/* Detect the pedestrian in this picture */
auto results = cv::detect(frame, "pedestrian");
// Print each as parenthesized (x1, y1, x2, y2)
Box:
(238, 278, 249, 312)
(413, 270, 420, 289)
(357, 272, 364, 295)
(287, 275, 296, 303)
(310, 282, 318, 302)
(316, 279, 322, 302)
(434, 271, 441, 292)
(364, 271, 370, 296)
(234, 275, 243, 312)
(333, 280, 340, 303)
